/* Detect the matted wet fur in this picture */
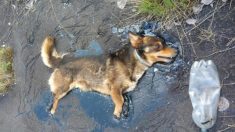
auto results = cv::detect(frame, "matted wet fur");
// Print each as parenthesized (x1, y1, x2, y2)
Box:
(41, 32, 177, 118)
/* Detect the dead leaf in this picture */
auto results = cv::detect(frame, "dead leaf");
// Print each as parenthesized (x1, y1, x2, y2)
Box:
(218, 97, 229, 112)
(174, 21, 181, 26)
(186, 18, 197, 25)
(210, 3, 213, 7)
(193, 4, 204, 14)
(201, 0, 213, 5)
(117, 0, 127, 9)
(25, 0, 37, 10)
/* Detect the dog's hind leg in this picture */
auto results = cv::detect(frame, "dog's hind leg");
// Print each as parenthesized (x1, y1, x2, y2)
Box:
(50, 89, 69, 115)
(110, 88, 124, 119)
(48, 69, 72, 115)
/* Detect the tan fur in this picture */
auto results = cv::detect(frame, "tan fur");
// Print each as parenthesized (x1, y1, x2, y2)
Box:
(41, 32, 177, 118)
(41, 37, 62, 68)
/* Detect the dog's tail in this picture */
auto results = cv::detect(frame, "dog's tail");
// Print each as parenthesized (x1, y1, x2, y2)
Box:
(41, 36, 62, 68)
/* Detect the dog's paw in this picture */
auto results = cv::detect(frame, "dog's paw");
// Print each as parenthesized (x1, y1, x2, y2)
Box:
(49, 112, 55, 118)
(50, 109, 55, 115)
(113, 114, 121, 120)
(113, 111, 122, 119)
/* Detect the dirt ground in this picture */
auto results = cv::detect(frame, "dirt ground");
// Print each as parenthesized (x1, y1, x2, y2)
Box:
(0, 0, 234, 131)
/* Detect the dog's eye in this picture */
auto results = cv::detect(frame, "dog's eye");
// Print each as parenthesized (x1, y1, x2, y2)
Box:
(155, 45, 160, 49)
(153, 45, 162, 51)
(142, 44, 163, 52)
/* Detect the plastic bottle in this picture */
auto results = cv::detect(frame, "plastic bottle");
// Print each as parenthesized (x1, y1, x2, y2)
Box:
(189, 60, 221, 131)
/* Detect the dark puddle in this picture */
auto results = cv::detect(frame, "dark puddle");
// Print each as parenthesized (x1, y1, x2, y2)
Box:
(73, 40, 104, 57)
(34, 91, 51, 122)
(34, 22, 188, 130)
(73, 90, 133, 128)
(33, 91, 64, 128)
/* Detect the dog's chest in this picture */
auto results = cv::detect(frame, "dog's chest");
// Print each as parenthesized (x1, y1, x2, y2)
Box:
(124, 71, 145, 92)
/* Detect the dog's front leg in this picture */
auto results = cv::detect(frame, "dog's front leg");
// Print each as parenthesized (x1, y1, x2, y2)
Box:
(110, 88, 124, 119)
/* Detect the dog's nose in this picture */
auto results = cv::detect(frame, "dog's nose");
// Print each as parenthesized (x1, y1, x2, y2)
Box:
(166, 43, 179, 56)
(171, 48, 178, 58)
(174, 48, 179, 56)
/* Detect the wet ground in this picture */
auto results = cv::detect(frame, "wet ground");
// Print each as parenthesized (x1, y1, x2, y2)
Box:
(0, 0, 234, 131)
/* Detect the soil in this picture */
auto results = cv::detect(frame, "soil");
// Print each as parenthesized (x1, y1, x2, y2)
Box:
(0, 0, 234, 131)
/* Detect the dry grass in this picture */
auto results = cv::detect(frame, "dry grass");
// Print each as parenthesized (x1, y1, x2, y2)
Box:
(0, 47, 13, 94)
(198, 28, 216, 42)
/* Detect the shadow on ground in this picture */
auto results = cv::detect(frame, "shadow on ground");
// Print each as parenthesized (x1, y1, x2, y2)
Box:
(0, 0, 234, 131)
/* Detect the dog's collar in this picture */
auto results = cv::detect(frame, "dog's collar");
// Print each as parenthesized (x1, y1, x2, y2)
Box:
(134, 50, 151, 67)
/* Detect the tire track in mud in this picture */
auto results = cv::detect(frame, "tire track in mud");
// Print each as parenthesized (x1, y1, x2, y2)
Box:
(25, 53, 40, 104)
(16, 8, 42, 115)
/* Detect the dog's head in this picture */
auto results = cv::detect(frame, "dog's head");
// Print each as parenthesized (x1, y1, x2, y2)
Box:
(129, 32, 177, 65)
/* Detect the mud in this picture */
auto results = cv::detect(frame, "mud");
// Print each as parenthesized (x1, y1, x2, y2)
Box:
(0, 0, 234, 131)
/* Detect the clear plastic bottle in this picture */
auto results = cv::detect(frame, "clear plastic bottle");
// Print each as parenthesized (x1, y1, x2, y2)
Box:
(189, 60, 221, 131)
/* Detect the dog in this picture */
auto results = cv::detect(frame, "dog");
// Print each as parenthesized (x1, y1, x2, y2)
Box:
(41, 32, 177, 118)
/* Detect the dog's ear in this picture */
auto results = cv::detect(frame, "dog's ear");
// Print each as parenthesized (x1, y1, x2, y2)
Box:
(128, 32, 143, 49)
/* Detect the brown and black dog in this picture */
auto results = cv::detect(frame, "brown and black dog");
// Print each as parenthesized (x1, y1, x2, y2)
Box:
(41, 32, 177, 118)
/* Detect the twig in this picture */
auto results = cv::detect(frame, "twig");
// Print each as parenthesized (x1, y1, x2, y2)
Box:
(218, 126, 231, 132)
(121, 12, 140, 21)
(174, 10, 197, 57)
(200, 46, 235, 58)
(229, 0, 233, 10)
(186, 3, 226, 34)
(186, 14, 213, 34)
(49, 0, 72, 37)
(208, 0, 219, 30)
(181, 24, 198, 57)
(175, 26, 184, 57)
(221, 67, 230, 88)
(226, 37, 235, 46)
(218, 124, 235, 132)
(227, 124, 235, 127)
(111, 12, 123, 24)
(223, 82, 235, 86)
(219, 115, 235, 118)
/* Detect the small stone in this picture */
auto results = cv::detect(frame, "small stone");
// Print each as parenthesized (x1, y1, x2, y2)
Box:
(154, 68, 159, 72)
(118, 28, 125, 33)
(111, 27, 118, 33)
